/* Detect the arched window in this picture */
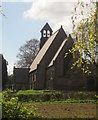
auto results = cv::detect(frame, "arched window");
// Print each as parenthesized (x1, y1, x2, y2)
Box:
(43, 30, 46, 37)
(47, 30, 50, 37)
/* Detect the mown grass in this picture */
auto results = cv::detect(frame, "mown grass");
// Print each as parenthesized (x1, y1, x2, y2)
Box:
(16, 90, 96, 94)
(16, 90, 61, 95)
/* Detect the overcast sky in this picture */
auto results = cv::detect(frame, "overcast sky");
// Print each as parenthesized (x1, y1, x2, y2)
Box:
(1, 0, 93, 75)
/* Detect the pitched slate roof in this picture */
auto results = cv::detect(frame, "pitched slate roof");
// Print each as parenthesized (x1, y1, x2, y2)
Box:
(30, 29, 60, 72)
(49, 34, 74, 67)
(48, 38, 68, 67)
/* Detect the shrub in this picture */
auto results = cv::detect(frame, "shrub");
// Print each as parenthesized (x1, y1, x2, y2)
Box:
(2, 90, 40, 120)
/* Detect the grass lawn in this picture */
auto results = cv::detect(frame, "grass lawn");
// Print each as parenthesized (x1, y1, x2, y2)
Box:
(16, 90, 62, 95)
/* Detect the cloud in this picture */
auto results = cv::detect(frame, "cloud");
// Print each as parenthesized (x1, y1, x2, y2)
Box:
(2, 0, 34, 2)
(23, 0, 78, 32)
(2, 0, 94, 2)
(1, 0, 77, 2)
(2, 0, 93, 32)
(23, 0, 93, 32)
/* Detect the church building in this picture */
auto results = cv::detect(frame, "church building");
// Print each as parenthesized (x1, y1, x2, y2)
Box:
(29, 23, 88, 90)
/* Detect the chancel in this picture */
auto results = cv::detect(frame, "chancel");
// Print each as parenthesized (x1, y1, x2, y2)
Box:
(29, 23, 89, 90)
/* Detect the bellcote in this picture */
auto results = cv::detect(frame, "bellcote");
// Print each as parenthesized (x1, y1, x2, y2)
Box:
(40, 22, 53, 38)
(40, 23, 53, 49)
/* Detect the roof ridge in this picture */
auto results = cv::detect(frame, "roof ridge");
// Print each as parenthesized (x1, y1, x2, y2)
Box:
(30, 30, 59, 72)
(48, 38, 68, 67)
(51, 26, 65, 36)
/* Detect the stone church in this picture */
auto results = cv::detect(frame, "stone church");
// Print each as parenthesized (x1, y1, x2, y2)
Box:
(29, 23, 90, 90)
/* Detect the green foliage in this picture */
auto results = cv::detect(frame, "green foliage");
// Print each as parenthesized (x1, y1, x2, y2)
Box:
(95, 95, 98, 104)
(96, 95, 98, 99)
(13, 90, 96, 103)
(2, 90, 40, 119)
(66, 1, 98, 75)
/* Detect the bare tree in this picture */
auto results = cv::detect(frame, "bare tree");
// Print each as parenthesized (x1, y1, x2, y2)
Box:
(16, 39, 39, 68)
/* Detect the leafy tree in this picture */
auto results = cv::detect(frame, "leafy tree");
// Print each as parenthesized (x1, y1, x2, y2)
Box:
(66, 1, 98, 75)
(16, 39, 39, 68)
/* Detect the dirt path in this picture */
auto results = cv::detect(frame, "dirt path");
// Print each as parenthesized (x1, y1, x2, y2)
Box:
(35, 103, 96, 119)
